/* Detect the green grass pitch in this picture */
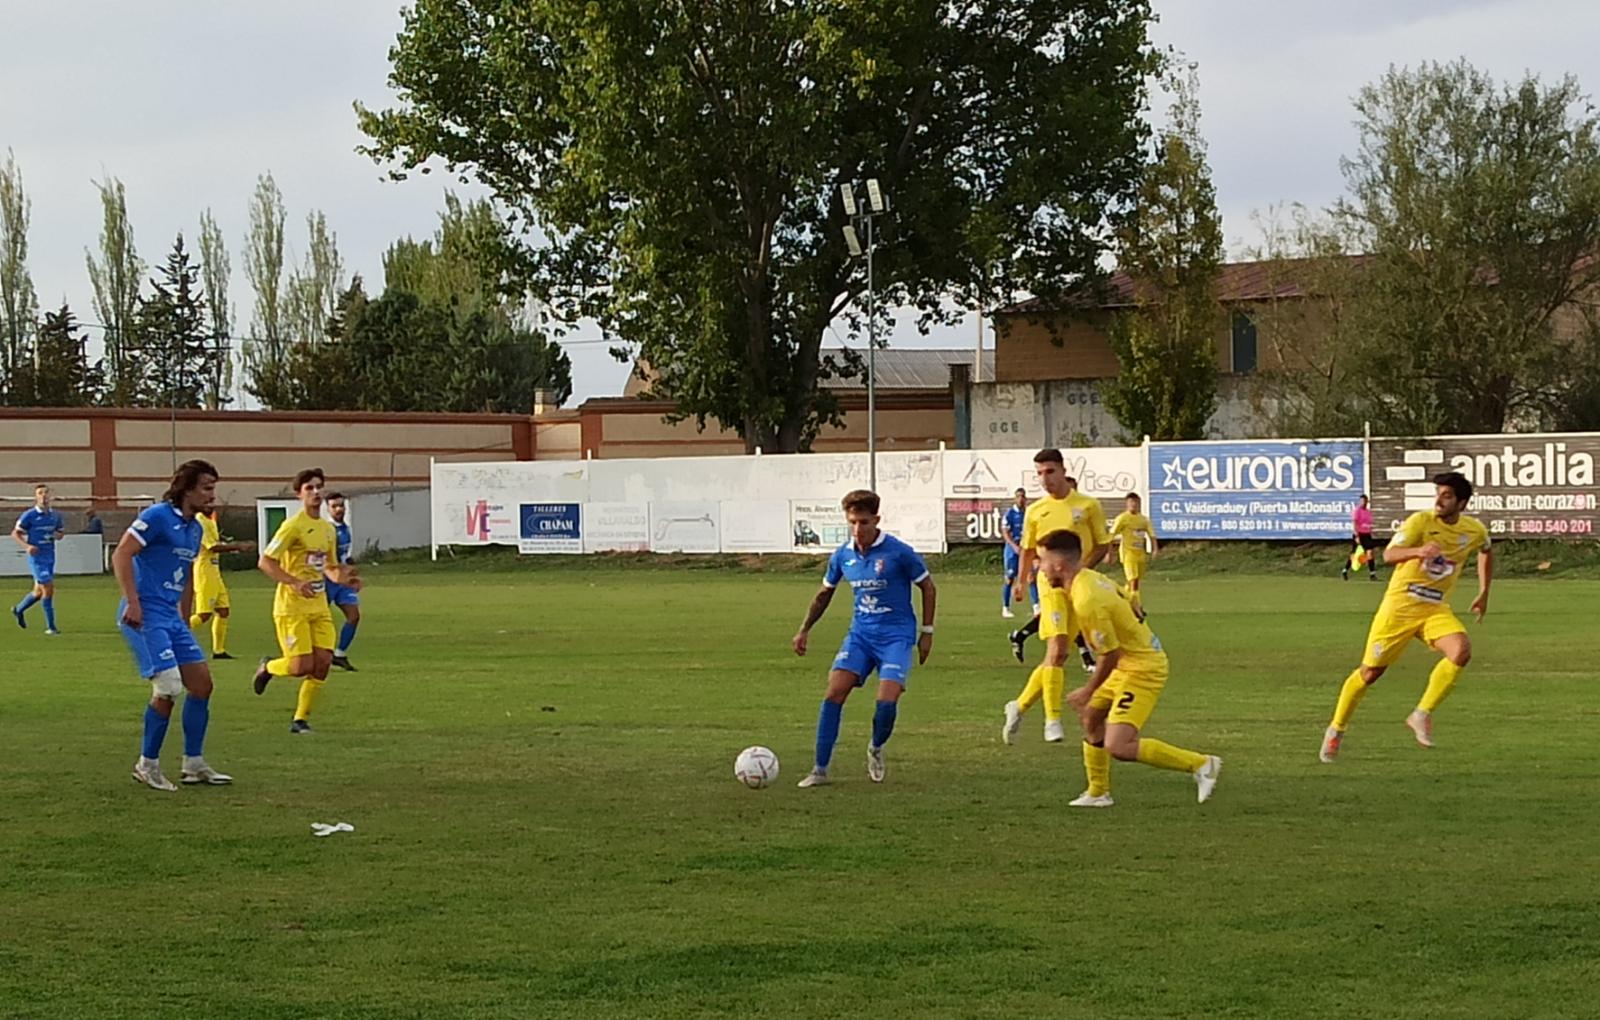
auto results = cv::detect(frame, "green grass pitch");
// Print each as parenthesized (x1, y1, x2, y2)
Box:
(2, 558, 1598, 1019)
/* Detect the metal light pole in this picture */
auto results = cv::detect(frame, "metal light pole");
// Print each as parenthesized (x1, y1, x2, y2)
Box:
(840, 179, 888, 492)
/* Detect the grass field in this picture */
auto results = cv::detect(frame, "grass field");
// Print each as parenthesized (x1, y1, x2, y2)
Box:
(3, 554, 1599, 1019)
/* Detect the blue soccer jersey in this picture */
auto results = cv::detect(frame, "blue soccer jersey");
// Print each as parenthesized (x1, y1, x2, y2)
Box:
(326, 520, 360, 608)
(822, 532, 929, 644)
(124, 502, 202, 619)
(1003, 506, 1025, 547)
(334, 520, 353, 564)
(16, 507, 65, 555)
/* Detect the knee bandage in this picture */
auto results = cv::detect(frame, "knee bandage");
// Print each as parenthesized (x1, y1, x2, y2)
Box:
(149, 668, 183, 699)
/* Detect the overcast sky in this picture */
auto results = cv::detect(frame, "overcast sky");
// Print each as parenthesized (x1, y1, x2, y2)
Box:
(4, 0, 1597, 405)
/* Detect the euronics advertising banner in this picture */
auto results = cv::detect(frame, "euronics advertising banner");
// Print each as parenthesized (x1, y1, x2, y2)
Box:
(1148, 439, 1365, 539)
(1369, 433, 1600, 540)
(518, 503, 582, 554)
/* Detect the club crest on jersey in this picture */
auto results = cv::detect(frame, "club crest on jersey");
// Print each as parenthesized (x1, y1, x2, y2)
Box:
(875, 559, 885, 574)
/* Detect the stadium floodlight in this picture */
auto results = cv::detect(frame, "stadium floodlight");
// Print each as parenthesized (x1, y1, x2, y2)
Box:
(866, 178, 885, 214)
(843, 224, 863, 257)
(836, 176, 890, 490)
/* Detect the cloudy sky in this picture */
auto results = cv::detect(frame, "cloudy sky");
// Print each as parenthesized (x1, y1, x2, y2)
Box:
(3, 0, 1597, 404)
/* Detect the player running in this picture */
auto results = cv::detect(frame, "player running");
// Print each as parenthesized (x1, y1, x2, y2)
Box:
(324, 492, 362, 671)
(1034, 530, 1220, 806)
(792, 489, 937, 788)
(1320, 471, 1491, 762)
(190, 510, 255, 659)
(1109, 492, 1158, 607)
(253, 469, 362, 733)
(113, 460, 233, 791)
(11, 484, 66, 634)
(1000, 488, 1036, 619)
(1007, 455, 1110, 666)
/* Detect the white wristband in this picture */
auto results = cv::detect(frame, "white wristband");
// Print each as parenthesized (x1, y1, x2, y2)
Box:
(920, 625, 935, 634)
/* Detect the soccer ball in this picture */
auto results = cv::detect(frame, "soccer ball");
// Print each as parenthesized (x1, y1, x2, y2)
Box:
(733, 746, 779, 789)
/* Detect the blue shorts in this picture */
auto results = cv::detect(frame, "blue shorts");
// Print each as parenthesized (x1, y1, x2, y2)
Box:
(27, 554, 54, 585)
(326, 580, 360, 608)
(832, 631, 915, 686)
(1003, 548, 1020, 581)
(118, 609, 206, 678)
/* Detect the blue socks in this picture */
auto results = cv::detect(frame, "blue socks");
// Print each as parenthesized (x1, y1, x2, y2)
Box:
(872, 699, 898, 749)
(337, 620, 359, 656)
(814, 700, 843, 770)
(142, 704, 171, 760)
(15, 592, 39, 615)
(41, 597, 55, 630)
(182, 696, 210, 757)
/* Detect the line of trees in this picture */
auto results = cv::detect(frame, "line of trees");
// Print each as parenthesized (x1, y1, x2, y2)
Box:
(0, 159, 571, 412)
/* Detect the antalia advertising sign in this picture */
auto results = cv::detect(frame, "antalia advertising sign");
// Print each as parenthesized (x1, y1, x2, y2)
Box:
(1369, 433, 1600, 539)
(1148, 439, 1365, 539)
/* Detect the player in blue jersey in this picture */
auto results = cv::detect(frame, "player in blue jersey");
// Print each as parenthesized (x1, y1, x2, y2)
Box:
(11, 484, 67, 634)
(112, 460, 232, 791)
(791, 489, 937, 787)
(1001, 488, 1037, 619)
(325, 492, 362, 671)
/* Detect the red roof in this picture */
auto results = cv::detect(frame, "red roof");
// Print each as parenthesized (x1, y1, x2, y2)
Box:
(997, 255, 1370, 314)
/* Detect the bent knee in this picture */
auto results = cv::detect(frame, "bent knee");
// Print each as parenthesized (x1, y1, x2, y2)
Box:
(1449, 647, 1472, 668)
(1105, 735, 1139, 761)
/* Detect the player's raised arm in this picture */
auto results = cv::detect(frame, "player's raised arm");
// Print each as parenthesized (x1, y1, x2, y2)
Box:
(1382, 513, 1439, 565)
(792, 584, 835, 657)
(1471, 545, 1493, 621)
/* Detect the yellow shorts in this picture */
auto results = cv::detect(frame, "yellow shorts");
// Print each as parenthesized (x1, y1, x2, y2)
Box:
(1361, 603, 1466, 669)
(275, 613, 337, 657)
(1121, 552, 1147, 582)
(1089, 662, 1168, 731)
(1039, 586, 1073, 641)
(195, 573, 229, 612)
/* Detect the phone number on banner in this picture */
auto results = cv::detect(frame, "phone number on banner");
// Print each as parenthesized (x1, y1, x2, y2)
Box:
(1497, 518, 1596, 535)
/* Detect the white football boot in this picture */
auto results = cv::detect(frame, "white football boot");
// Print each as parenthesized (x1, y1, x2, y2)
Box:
(1002, 700, 1023, 745)
(180, 756, 233, 785)
(132, 757, 177, 792)
(1194, 755, 1222, 803)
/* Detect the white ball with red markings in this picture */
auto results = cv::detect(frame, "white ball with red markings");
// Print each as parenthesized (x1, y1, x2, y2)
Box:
(733, 746, 780, 789)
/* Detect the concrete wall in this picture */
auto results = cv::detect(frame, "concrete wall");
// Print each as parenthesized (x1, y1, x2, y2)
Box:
(970, 376, 1270, 448)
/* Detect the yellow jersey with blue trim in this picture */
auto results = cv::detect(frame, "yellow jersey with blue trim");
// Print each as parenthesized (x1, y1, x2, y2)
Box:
(1021, 490, 1110, 555)
(1068, 568, 1167, 673)
(264, 509, 337, 619)
(1384, 510, 1490, 608)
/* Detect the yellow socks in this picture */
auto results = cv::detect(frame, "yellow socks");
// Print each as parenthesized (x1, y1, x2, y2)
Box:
(1082, 741, 1111, 796)
(1419, 659, 1463, 713)
(1041, 666, 1065, 722)
(1331, 669, 1370, 730)
(211, 615, 229, 655)
(294, 678, 325, 722)
(1016, 666, 1045, 712)
(1135, 738, 1207, 773)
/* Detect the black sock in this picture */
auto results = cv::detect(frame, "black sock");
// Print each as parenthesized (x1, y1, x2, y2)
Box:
(1076, 635, 1096, 666)
(1019, 614, 1041, 639)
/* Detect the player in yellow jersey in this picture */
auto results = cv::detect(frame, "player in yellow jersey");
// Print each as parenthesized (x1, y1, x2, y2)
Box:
(1109, 492, 1158, 607)
(1320, 471, 1491, 762)
(1001, 448, 1111, 742)
(252, 468, 362, 734)
(1033, 529, 1220, 806)
(189, 510, 255, 660)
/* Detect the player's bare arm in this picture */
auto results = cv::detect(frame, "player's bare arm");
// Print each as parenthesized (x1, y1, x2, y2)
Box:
(792, 585, 835, 656)
(916, 575, 937, 664)
(1471, 547, 1493, 621)
(11, 524, 38, 556)
(180, 569, 195, 624)
(257, 553, 317, 598)
(325, 563, 363, 590)
(1084, 541, 1110, 570)
(111, 530, 143, 628)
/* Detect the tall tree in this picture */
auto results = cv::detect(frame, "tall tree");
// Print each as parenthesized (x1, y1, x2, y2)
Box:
(283, 210, 345, 347)
(1331, 61, 1600, 434)
(9, 304, 104, 407)
(383, 192, 511, 317)
(243, 173, 289, 404)
(1102, 67, 1225, 440)
(358, 0, 1156, 451)
(133, 234, 215, 408)
(197, 209, 234, 408)
(84, 175, 143, 404)
(0, 149, 39, 404)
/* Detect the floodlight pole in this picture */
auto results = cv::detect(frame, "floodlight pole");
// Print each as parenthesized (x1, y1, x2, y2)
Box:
(866, 211, 876, 493)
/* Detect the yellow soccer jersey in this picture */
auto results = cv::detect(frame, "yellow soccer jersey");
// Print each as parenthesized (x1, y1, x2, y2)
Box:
(1021, 490, 1111, 555)
(194, 514, 224, 578)
(1068, 568, 1166, 672)
(1385, 510, 1491, 607)
(1110, 511, 1154, 556)
(264, 509, 337, 619)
